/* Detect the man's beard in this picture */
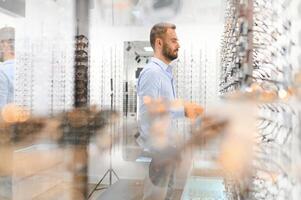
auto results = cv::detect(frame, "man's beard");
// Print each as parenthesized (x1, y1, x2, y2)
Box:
(162, 42, 178, 61)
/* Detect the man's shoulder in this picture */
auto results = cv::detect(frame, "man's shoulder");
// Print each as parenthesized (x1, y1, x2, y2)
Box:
(140, 63, 161, 76)
(0, 61, 14, 71)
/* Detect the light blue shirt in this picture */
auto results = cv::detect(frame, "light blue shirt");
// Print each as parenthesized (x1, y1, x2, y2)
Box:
(0, 60, 14, 109)
(137, 57, 184, 148)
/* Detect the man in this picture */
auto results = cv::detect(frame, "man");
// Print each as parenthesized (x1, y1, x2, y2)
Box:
(0, 27, 15, 110)
(137, 22, 203, 200)
(0, 28, 14, 199)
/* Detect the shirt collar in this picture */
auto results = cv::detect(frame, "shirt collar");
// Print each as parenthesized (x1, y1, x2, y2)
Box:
(151, 57, 172, 73)
(2, 59, 14, 65)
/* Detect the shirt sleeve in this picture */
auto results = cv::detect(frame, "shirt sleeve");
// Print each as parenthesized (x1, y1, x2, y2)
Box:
(138, 68, 185, 119)
(169, 78, 185, 118)
(169, 106, 185, 119)
(137, 68, 161, 99)
(0, 70, 8, 109)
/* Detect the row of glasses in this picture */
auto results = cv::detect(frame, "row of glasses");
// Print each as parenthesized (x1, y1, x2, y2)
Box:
(252, 0, 293, 88)
(74, 35, 89, 107)
(50, 39, 74, 114)
(220, 0, 251, 94)
(15, 38, 75, 115)
(251, 1, 296, 198)
(221, 0, 298, 199)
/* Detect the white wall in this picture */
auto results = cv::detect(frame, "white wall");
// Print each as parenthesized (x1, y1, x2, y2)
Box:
(0, 12, 18, 28)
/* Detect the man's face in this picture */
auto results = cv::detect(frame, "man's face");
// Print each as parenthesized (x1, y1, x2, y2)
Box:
(161, 28, 180, 61)
(0, 40, 13, 62)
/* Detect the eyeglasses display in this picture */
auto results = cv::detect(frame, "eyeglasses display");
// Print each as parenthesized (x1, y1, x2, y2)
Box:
(89, 43, 123, 112)
(220, 0, 252, 95)
(220, 0, 301, 199)
(12, 0, 76, 116)
(74, 35, 89, 107)
(15, 37, 75, 115)
(174, 45, 217, 107)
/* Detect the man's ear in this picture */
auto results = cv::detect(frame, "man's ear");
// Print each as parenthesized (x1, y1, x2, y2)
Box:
(156, 38, 162, 48)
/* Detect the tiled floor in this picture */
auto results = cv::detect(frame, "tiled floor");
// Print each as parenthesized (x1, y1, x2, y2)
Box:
(28, 182, 107, 200)
(91, 179, 183, 200)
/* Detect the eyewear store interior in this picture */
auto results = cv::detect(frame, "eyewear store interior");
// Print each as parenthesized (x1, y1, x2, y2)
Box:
(0, 0, 301, 199)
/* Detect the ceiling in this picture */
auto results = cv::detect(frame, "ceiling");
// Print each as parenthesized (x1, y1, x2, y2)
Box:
(94, 0, 225, 26)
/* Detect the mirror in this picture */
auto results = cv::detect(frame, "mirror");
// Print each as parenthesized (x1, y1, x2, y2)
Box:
(0, 11, 18, 110)
(122, 41, 153, 161)
(0, 0, 75, 115)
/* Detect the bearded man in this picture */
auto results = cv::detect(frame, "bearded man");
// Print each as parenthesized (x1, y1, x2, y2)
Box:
(137, 22, 203, 200)
(0, 27, 15, 109)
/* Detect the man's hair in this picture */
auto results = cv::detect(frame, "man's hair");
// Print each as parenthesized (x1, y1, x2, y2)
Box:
(150, 22, 176, 49)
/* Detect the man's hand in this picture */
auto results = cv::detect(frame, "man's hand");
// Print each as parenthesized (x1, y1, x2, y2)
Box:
(184, 102, 204, 120)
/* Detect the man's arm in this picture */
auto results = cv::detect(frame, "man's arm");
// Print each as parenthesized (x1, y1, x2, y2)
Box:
(137, 69, 160, 99)
(169, 100, 204, 120)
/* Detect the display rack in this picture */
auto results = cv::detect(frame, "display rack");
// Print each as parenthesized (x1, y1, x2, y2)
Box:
(220, 0, 300, 199)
